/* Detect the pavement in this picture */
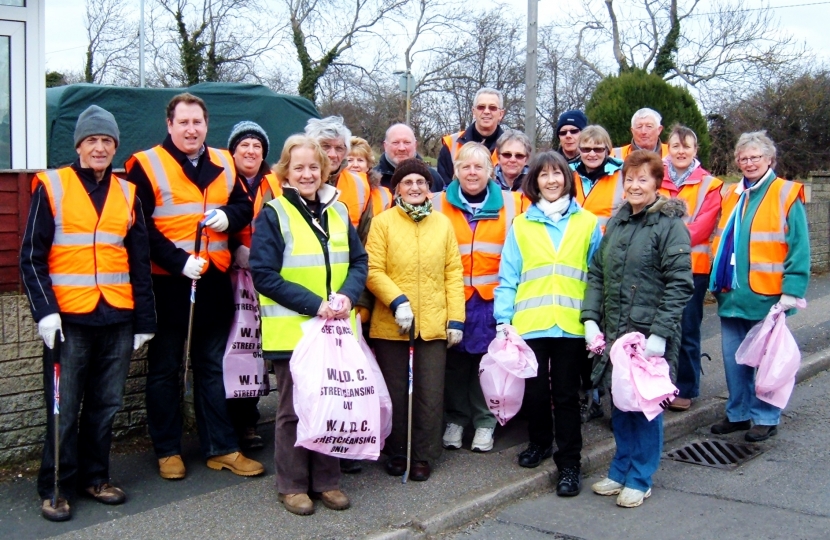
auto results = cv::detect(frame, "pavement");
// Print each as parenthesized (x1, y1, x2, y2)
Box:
(1, 273, 830, 540)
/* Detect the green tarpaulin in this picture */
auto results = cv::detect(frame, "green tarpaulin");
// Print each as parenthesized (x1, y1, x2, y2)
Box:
(46, 82, 319, 169)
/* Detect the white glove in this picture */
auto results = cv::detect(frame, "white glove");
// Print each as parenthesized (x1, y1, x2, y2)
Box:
(644, 334, 666, 358)
(183, 255, 207, 279)
(38, 313, 64, 350)
(394, 302, 414, 333)
(495, 323, 507, 340)
(234, 245, 250, 269)
(447, 329, 463, 348)
(777, 294, 798, 311)
(584, 320, 601, 345)
(133, 333, 155, 350)
(203, 209, 229, 232)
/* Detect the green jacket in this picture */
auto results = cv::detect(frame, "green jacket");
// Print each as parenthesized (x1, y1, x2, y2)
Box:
(581, 196, 694, 388)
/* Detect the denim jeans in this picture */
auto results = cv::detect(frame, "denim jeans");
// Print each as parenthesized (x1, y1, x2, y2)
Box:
(676, 274, 710, 399)
(608, 407, 663, 492)
(720, 317, 781, 425)
(37, 321, 133, 500)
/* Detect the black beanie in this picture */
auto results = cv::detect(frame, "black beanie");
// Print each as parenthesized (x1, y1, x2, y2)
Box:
(556, 110, 588, 133)
(390, 158, 433, 192)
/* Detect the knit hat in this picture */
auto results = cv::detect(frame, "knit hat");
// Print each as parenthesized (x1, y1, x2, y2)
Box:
(74, 105, 119, 148)
(556, 110, 588, 133)
(227, 120, 270, 159)
(390, 158, 433, 192)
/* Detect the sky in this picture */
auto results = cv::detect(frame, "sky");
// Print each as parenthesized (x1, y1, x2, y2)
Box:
(44, 0, 830, 77)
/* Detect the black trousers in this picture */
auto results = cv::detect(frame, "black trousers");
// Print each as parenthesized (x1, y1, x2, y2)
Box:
(524, 337, 585, 469)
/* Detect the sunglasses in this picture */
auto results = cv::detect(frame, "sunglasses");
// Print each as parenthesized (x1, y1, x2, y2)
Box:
(559, 128, 581, 136)
(579, 146, 607, 155)
(475, 104, 501, 112)
(500, 151, 527, 160)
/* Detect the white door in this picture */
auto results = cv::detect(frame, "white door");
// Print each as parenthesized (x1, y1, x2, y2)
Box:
(0, 20, 25, 169)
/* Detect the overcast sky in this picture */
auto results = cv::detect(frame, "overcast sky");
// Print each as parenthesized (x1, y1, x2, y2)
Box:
(44, 0, 830, 77)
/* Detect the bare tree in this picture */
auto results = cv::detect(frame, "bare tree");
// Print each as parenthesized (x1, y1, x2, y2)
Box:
(83, 0, 138, 84)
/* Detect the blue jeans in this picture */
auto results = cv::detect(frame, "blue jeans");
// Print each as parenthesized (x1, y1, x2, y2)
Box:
(720, 317, 781, 425)
(676, 274, 709, 398)
(608, 407, 663, 492)
(37, 321, 133, 500)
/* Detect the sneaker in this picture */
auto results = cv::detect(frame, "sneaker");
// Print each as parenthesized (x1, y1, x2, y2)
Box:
(591, 477, 624, 496)
(471, 427, 494, 452)
(206, 452, 265, 476)
(745, 424, 778, 442)
(442, 423, 463, 449)
(556, 466, 582, 497)
(41, 498, 71, 522)
(616, 487, 651, 508)
(580, 398, 604, 424)
(84, 482, 126, 505)
(710, 418, 751, 435)
(517, 443, 553, 468)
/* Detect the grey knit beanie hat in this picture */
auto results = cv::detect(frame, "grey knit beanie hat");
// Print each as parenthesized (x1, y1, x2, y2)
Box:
(74, 105, 120, 148)
(228, 120, 270, 160)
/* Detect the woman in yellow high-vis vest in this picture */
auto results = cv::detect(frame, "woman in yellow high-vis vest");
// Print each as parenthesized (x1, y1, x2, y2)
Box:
(494, 151, 602, 497)
(250, 135, 368, 516)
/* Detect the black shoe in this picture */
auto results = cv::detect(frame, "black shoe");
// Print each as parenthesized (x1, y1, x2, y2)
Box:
(240, 427, 264, 451)
(385, 455, 407, 476)
(580, 398, 604, 424)
(556, 466, 582, 497)
(339, 458, 363, 474)
(745, 424, 778, 442)
(710, 418, 752, 435)
(518, 443, 553, 468)
(409, 461, 431, 481)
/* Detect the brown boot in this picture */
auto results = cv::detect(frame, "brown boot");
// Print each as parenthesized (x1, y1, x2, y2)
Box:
(41, 498, 71, 522)
(206, 452, 265, 476)
(313, 489, 350, 510)
(84, 483, 126, 505)
(278, 493, 314, 515)
(158, 455, 186, 480)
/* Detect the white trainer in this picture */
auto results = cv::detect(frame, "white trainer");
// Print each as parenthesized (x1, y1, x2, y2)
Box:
(442, 423, 464, 449)
(471, 427, 494, 452)
(616, 487, 652, 508)
(591, 477, 624, 496)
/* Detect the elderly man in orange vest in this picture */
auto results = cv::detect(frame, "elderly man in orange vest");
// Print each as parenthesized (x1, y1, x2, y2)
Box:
(21, 105, 156, 521)
(125, 93, 262, 481)
(612, 108, 669, 160)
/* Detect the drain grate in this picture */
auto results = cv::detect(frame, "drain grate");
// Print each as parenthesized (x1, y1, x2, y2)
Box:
(665, 439, 764, 469)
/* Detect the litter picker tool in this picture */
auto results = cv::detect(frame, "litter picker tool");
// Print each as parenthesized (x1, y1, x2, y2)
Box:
(402, 319, 415, 484)
(51, 330, 63, 509)
(183, 218, 207, 396)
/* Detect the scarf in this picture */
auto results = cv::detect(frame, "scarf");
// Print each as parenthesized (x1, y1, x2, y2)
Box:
(666, 159, 700, 188)
(395, 196, 433, 222)
(536, 195, 571, 223)
(710, 168, 775, 292)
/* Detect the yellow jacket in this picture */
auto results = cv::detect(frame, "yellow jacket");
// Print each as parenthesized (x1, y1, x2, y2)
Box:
(366, 206, 466, 341)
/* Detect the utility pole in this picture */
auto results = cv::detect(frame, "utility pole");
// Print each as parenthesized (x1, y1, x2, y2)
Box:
(139, 0, 145, 87)
(525, 0, 538, 148)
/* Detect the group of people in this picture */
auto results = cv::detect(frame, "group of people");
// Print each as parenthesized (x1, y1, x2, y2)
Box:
(21, 86, 809, 522)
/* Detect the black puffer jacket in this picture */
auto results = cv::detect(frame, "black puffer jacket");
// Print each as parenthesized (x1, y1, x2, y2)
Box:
(581, 196, 694, 388)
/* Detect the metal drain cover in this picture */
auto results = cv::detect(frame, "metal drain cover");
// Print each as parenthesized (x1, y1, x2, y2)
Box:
(665, 439, 764, 469)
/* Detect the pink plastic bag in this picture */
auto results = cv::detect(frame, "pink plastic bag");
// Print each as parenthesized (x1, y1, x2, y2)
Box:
(736, 300, 805, 409)
(290, 316, 383, 460)
(223, 269, 269, 399)
(478, 325, 538, 426)
(610, 332, 678, 421)
(356, 314, 392, 447)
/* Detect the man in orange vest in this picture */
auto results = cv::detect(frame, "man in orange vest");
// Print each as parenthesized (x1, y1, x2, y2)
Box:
(304, 116, 371, 227)
(437, 87, 506, 187)
(375, 123, 444, 193)
(125, 93, 262, 481)
(21, 105, 156, 521)
(611, 108, 669, 160)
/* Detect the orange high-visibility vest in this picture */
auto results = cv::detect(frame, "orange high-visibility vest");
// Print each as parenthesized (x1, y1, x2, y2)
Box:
(336, 169, 370, 227)
(612, 143, 669, 160)
(369, 185, 393, 217)
(574, 171, 624, 233)
(433, 190, 522, 300)
(660, 175, 724, 274)
(442, 131, 499, 169)
(237, 172, 282, 248)
(34, 167, 136, 314)
(711, 177, 804, 295)
(126, 145, 235, 274)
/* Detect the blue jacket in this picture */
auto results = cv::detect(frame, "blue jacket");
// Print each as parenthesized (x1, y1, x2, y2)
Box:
(494, 199, 602, 340)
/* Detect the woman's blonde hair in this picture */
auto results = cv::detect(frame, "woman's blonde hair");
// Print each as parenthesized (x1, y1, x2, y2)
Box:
(272, 134, 331, 183)
(349, 137, 376, 169)
(578, 125, 613, 152)
(453, 141, 494, 179)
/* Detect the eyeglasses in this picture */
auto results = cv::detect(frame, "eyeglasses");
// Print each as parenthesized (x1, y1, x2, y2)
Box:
(737, 155, 765, 165)
(399, 179, 428, 188)
(321, 143, 347, 154)
(579, 146, 607, 155)
(559, 128, 581, 136)
(500, 151, 527, 160)
(475, 104, 501, 112)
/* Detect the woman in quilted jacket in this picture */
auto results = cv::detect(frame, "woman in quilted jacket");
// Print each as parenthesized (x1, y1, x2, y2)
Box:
(365, 158, 465, 482)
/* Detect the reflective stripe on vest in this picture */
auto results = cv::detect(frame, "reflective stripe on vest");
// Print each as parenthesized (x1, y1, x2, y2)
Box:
(510, 208, 597, 335)
(130, 145, 234, 274)
(38, 168, 135, 314)
(370, 186, 393, 217)
(661, 174, 723, 274)
(574, 171, 624, 232)
(711, 178, 804, 295)
(259, 197, 356, 352)
(336, 169, 370, 227)
(238, 172, 283, 249)
(443, 131, 499, 168)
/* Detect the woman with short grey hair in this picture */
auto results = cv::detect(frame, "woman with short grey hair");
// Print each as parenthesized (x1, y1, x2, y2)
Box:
(494, 129, 532, 191)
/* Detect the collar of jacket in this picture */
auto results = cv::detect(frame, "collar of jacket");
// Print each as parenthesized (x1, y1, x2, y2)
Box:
(282, 182, 340, 213)
(460, 122, 504, 150)
(445, 179, 504, 220)
(71, 159, 113, 186)
(525, 197, 580, 224)
(494, 164, 528, 191)
(327, 158, 348, 186)
(162, 135, 224, 187)
(616, 195, 687, 224)
(572, 156, 623, 181)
